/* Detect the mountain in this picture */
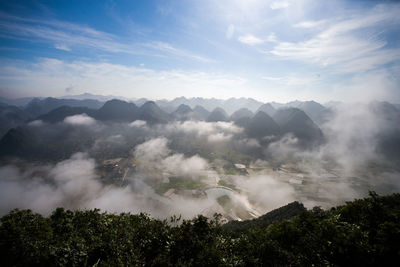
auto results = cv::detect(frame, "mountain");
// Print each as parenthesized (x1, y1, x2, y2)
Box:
(230, 108, 254, 121)
(273, 108, 323, 146)
(154, 99, 175, 114)
(96, 99, 138, 122)
(172, 104, 193, 121)
(133, 98, 149, 107)
(138, 101, 170, 124)
(61, 93, 129, 102)
(167, 96, 191, 107)
(2, 193, 400, 266)
(192, 105, 210, 121)
(24, 97, 104, 117)
(287, 100, 332, 125)
(223, 201, 306, 232)
(155, 97, 263, 115)
(206, 107, 229, 122)
(186, 97, 222, 111)
(0, 127, 32, 158)
(30, 99, 173, 124)
(36, 106, 97, 123)
(0, 124, 96, 160)
(230, 108, 254, 127)
(0, 105, 31, 138)
(269, 101, 286, 109)
(0, 97, 40, 107)
(370, 101, 400, 159)
(245, 111, 281, 139)
(256, 103, 276, 117)
(370, 101, 400, 125)
(222, 97, 263, 114)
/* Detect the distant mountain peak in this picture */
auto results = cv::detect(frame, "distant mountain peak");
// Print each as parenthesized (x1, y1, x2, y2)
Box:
(257, 103, 276, 116)
(174, 104, 192, 114)
(138, 101, 170, 124)
(273, 108, 323, 146)
(96, 99, 138, 122)
(207, 107, 229, 122)
(230, 108, 254, 121)
(245, 111, 281, 138)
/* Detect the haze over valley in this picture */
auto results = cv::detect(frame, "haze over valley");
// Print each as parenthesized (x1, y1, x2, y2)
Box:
(1, 95, 399, 221)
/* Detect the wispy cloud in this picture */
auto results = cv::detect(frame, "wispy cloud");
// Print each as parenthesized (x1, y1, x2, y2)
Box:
(270, 1, 290, 10)
(261, 76, 282, 81)
(238, 34, 263, 45)
(226, 24, 235, 39)
(0, 58, 246, 99)
(262, 75, 320, 86)
(293, 20, 325, 28)
(270, 5, 400, 73)
(266, 32, 278, 43)
(54, 44, 71, 51)
(144, 42, 216, 63)
(0, 12, 212, 63)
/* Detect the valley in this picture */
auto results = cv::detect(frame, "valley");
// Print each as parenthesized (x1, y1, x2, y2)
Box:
(0, 96, 399, 221)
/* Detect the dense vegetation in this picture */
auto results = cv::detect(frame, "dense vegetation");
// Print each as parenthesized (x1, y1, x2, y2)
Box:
(1, 192, 399, 266)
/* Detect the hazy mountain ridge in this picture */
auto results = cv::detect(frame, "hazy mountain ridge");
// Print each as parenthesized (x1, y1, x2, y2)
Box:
(24, 97, 104, 117)
(0, 104, 31, 137)
(3, 94, 398, 122)
(273, 108, 324, 146)
(1, 97, 399, 159)
(245, 111, 281, 139)
(0, 95, 400, 225)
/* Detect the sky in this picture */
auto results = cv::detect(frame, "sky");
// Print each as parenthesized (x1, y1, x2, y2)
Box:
(0, 0, 399, 103)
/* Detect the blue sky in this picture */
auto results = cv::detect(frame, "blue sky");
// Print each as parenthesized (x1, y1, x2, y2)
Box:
(0, 0, 399, 103)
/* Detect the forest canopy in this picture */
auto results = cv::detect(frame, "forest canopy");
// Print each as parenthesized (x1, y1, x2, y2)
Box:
(1, 192, 399, 266)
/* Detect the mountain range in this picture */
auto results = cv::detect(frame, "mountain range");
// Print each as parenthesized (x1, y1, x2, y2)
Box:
(0, 95, 399, 160)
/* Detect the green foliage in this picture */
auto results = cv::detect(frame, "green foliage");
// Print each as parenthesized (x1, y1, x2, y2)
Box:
(217, 179, 238, 191)
(157, 176, 206, 194)
(1, 193, 400, 266)
(222, 163, 248, 175)
(223, 201, 306, 233)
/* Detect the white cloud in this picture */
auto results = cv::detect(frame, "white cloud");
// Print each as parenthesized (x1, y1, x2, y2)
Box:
(0, 14, 212, 63)
(165, 120, 243, 137)
(261, 76, 282, 81)
(162, 154, 208, 177)
(262, 75, 320, 86)
(134, 137, 170, 162)
(238, 34, 264, 45)
(54, 44, 71, 51)
(271, 5, 400, 73)
(133, 137, 209, 178)
(293, 20, 325, 28)
(207, 132, 233, 142)
(270, 1, 290, 10)
(330, 68, 400, 102)
(233, 174, 296, 213)
(0, 58, 247, 99)
(144, 41, 215, 63)
(129, 120, 147, 128)
(266, 32, 277, 43)
(64, 114, 96, 125)
(226, 24, 235, 39)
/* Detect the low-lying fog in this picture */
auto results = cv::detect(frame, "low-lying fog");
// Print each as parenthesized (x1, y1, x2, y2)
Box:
(0, 102, 399, 220)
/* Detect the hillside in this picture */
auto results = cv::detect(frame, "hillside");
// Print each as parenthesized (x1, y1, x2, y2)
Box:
(273, 108, 324, 146)
(1, 192, 399, 266)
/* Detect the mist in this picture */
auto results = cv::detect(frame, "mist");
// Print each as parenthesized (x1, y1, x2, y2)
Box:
(0, 100, 399, 219)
